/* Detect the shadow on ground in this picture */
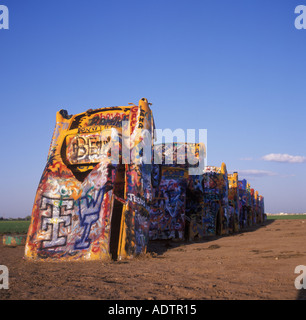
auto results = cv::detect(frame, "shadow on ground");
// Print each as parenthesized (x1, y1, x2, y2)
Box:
(147, 220, 275, 256)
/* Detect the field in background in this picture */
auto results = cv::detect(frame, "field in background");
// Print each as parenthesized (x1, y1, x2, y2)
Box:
(267, 214, 306, 220)
(0, 221, 30, 234)
(0, 215, 305, 234)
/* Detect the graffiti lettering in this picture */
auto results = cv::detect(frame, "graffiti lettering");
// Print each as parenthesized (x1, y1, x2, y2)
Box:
(88, 113, 128, 127)
(67, 133, 114, 164)
(127, 193, 146, 207)
(78, 126, 103, 134)
(40, 197, 74, 249)
(75, 186, 108, 249)
(129, 106, 138, 133)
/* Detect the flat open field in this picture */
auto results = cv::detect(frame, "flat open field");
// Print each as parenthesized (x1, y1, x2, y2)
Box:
(0, 219, 306, 300)
(0, 221, 30, 234)
(267, 214, 306, 220)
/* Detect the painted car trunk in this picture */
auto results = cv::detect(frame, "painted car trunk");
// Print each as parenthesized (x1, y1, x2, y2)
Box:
(25, 98, 154, 261)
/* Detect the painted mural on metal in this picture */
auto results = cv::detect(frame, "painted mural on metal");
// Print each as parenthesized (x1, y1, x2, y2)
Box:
(149, 166, 187, 240)
(203, 164, 229, 236)
(228, 172, 240, 233)
(149, 142, 205, 241)
(185, 174, 205, 240)
(25, 96, 267, 261)
(25, 98, 155, 261)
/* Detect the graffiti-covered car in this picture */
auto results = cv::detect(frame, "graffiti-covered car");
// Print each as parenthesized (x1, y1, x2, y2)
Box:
(255, 191, 264, 224)
(203, 163, 229, 236)
(250, 188, 256, 225)
(185, 172, 205, 241)
(25, 98, 155, 261)
(238, 179, 247, 228)
(149, 165, 188, 240)
(259, 195, 265, 223)
(238, 179, 253, 228)
(228, 172, 240, 233)
(149, 142, 205, 241)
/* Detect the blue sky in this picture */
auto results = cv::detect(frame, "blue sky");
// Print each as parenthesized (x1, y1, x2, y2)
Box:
(0, 0, 305, 217)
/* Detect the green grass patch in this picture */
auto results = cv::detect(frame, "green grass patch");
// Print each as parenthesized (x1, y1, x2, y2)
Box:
(0, 220, 30, 234)
(267, 215, 306, 220)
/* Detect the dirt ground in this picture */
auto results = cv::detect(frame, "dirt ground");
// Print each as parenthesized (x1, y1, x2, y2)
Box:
(1, 219, 306, 300)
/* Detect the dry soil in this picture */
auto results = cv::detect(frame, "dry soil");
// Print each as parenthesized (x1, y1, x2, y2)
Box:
(1, 219, 306, 300)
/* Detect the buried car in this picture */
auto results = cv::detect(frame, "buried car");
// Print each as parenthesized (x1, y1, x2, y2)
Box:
(149, 142, 205, 241)
(202, 163, 230, 236)
(25, 98, 155, 261)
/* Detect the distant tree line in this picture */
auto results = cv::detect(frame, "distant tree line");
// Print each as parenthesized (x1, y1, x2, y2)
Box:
(0, 216, 31, 221)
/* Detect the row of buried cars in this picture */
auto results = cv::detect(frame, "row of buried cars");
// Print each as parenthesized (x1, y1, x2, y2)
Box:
(24, 98, 265, 261)
(150, 142, 265, 242)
